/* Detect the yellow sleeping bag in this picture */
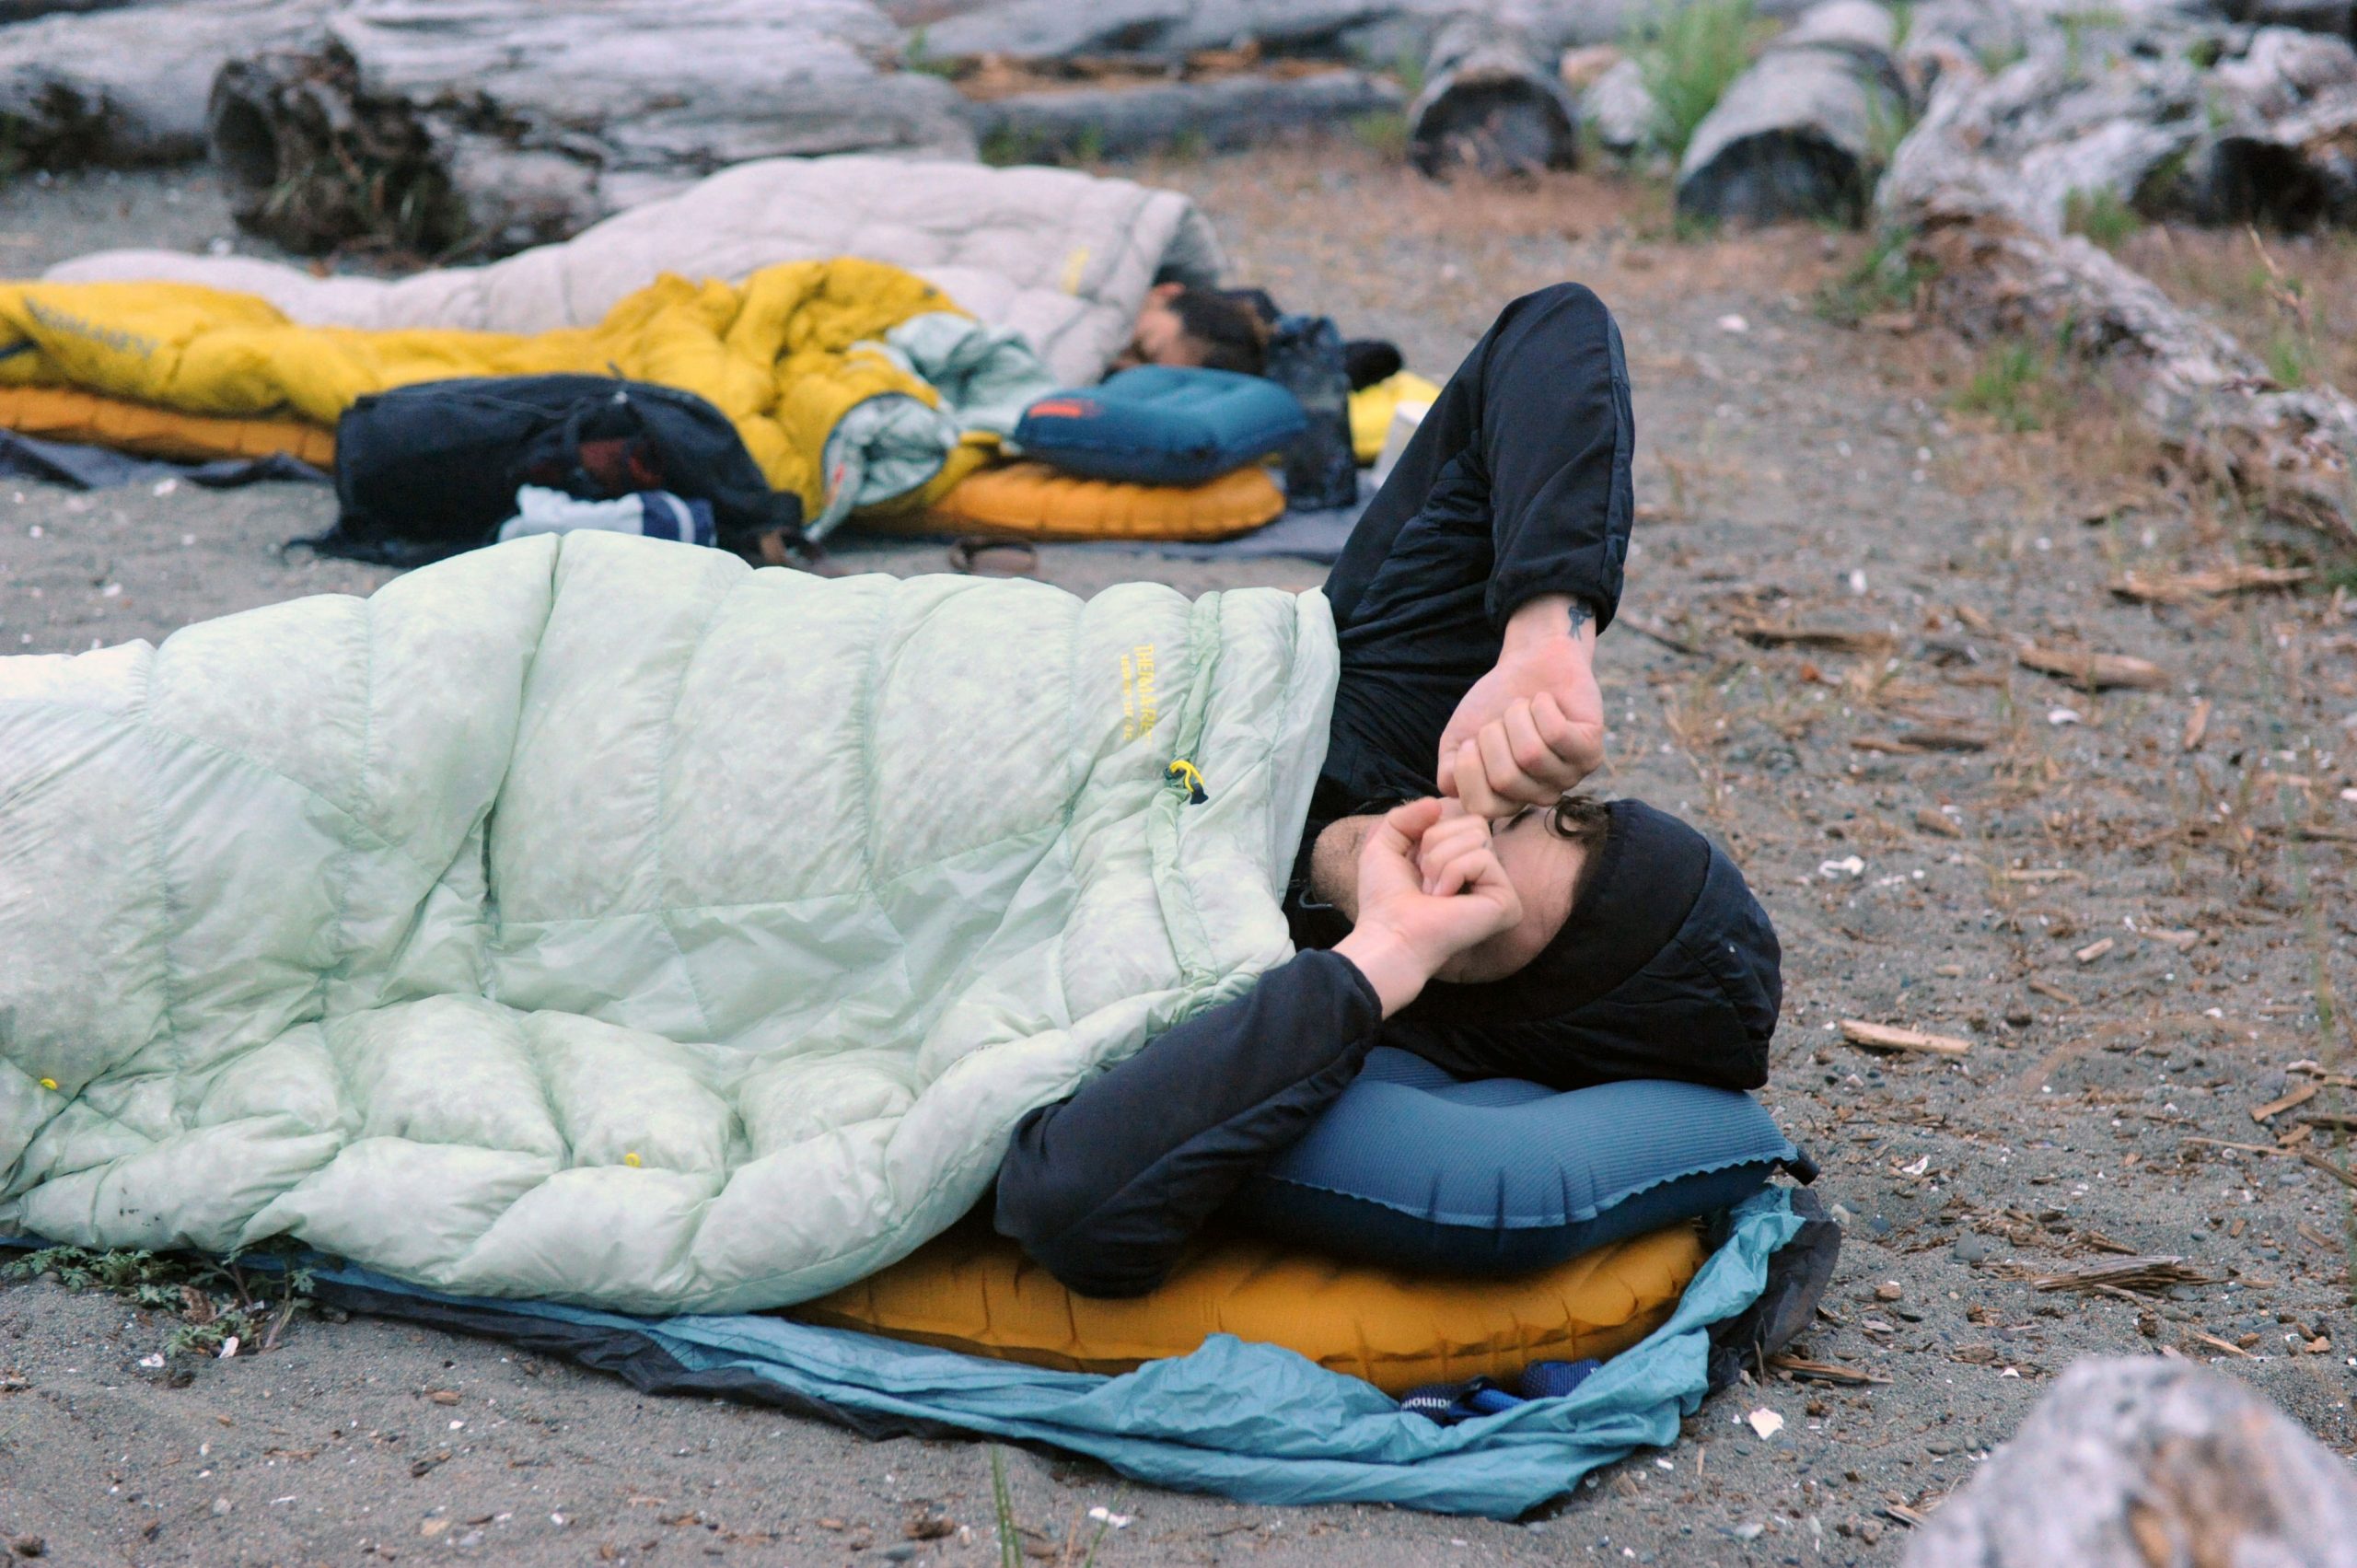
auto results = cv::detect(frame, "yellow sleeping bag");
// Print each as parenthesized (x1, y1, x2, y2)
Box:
(796, 1218, 1706, 1396)
(0, 261, 982, 524)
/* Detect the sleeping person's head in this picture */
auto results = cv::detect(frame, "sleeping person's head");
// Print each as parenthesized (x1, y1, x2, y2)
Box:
(1306, 796, 1781, 1091)
(1117, 283, 1269, 377)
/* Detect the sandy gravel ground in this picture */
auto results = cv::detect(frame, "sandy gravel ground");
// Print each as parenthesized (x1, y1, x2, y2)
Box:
(3, 145, 2355, 1567)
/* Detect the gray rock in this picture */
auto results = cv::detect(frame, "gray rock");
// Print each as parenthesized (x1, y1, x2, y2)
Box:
(1904, 1358, 2357, 1567)
(1584, 58, 1658, 156)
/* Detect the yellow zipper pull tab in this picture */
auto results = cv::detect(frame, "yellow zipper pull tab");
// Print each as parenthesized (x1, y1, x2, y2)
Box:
(1166, 759, 1209, 804)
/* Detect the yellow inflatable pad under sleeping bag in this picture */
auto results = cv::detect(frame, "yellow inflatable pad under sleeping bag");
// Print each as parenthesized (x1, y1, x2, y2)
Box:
(0, 385, 335, 468)
(796, 1219, 1707, 1395)
(911, 459, 1285, 542)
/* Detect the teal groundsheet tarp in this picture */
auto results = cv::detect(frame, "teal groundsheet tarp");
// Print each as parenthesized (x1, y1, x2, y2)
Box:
(296, 1189, 1802, 1518)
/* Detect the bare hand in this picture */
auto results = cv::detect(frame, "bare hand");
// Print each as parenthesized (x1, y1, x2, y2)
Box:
(1436, 596, 1606, 817)
(1333, 798, 1523, 1016)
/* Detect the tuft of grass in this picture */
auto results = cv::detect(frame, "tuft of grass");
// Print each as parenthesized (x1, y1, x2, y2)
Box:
(1351, 110, 1411, 160)
(2063, 186, 2141, 250)
(1628, 0, 1760, 158)
(990, 1447, 1022, 1568)
(3, 1241, 318, 1357)
(979, 125, 1044, 168)
(1672, 205, 1723, 245)
(1954, 340, 2049, 432)
(1816, 225, 1937, 323)
(902, 27, 959, 79)
(2265, 330, 2313, 389)
(2053, 8, 2126, 75)
(1976, 38, 2026, 75)
(1392, 48, 1427, 98)
(1864, 89, 1917, 169)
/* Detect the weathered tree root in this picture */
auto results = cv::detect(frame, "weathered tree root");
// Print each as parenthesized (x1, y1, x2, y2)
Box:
(1880, 32, 2357, 549)
(208, 47, 465, 257)
(1903, 197, 2357, 545)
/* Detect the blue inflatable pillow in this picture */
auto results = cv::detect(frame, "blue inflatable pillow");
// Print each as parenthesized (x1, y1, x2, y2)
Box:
(1231, 1048, 1812, 1276)
(1015, 366, 1306, 486)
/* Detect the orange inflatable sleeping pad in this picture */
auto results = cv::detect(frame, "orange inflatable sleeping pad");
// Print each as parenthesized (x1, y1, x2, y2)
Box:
(0, 386, 333, 468)
(906, 459, 1286, 543)
(795, 1219, 1708, 1396)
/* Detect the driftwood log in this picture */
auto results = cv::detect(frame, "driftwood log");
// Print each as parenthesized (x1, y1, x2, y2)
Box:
(1409, 12, 1582, 177)
(1903, 1357, 2357, 1567)
(2190, 27, 2357, 225)
(1881, 43, 2357, 545)
(914, 0, 1841, 71)
(1678, 0, 1907, 225)
(0, 0, 149, 19)
(921, 1, 1621, 65)
(0, 0, 331, 166)
(960, 69, 1402, 163)
(1888, 16, 2357, 231)
(208, 0, 974, 258)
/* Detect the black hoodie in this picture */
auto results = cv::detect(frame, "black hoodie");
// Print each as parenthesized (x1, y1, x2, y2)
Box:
(994, 796, 1781, 1298)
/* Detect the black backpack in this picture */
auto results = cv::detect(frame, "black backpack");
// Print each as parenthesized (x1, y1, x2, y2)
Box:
(304, 374, 804, 568)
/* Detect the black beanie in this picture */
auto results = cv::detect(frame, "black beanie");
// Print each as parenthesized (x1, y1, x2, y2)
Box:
(1387, 798, 1782, 1092)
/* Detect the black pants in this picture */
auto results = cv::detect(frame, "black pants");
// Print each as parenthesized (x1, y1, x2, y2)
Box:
(993, 284, 1653, 1297)
(1318, 282, 1633, 808)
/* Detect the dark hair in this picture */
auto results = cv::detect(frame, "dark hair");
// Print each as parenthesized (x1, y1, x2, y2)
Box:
(1167, 287, 1270, 377)
(1541, 795, 1614, 914)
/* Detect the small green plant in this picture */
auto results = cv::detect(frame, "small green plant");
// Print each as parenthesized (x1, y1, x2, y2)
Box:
(1864, 89, 1917, 168)
(2054, 7, 2127, 75)
(2062, 186, 2140, 250)
(1069, 123, 1107, 165)
(1392, 47, 1427, 98)
(1163, 125, 1208, 162)
(1672, 204, 1724, 244)
(1351, 110, 1411, 159)
(2134, 145, 2193, 211)
(1976, 38, 2027, 74)
(3, 1241, 318, 1357)
(2265, 329, 2313, 388)
(1955, 340, 2049, 432)
(1628, 0, 1760, 157)
(990, 1447, 1022, 1568)
(2184, 35, 2223, 68)
(902, 28, 959, 79)
(979, 125, 1042, 168)
(1815, 225, 1938, 323)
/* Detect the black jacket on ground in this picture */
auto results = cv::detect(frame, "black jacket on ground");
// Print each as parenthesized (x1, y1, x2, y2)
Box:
(995, 284, 1780, 1299)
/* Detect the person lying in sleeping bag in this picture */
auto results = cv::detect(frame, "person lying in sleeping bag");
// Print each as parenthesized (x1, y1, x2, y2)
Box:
(996, 282, 1782, 1297)
(1115, 282, 1271, 376)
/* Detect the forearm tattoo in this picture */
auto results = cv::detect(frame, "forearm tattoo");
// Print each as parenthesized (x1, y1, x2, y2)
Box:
(1567, 598, 1595, 637)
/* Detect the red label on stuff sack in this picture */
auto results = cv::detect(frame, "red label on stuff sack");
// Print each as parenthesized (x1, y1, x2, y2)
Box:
(1027, 399, 1098, 420)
